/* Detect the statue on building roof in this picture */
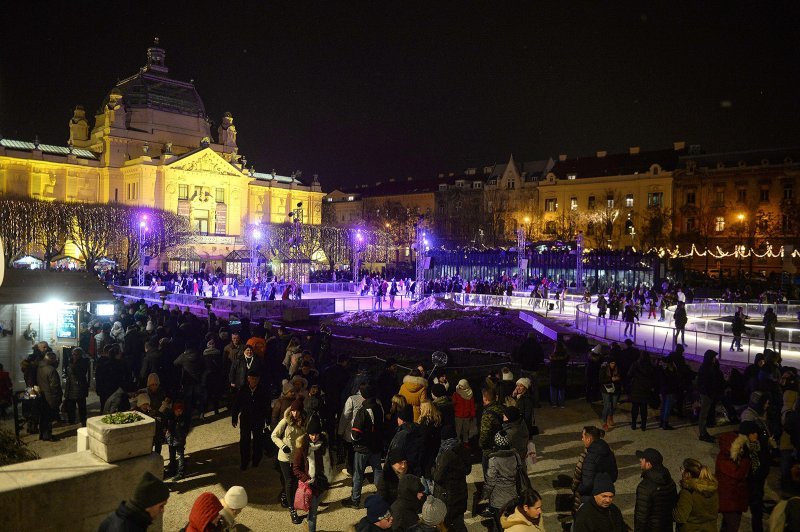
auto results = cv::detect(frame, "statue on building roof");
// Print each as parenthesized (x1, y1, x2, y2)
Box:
(218, 112, 237, 149)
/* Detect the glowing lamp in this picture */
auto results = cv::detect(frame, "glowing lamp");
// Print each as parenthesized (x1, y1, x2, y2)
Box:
(252, 229, 263, 240)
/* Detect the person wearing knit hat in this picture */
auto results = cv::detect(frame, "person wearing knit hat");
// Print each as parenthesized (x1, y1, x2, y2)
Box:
(572, 471, 625, 531)
(482, 429, 520, 519)
(453, 379, 476, 445)
(419, 496, 447, 527)
(98, 471, 170, 530)
(185, 492, 224, 532)
(502, 367, 514, 381)
(516, 377, 531, 390)
(219, 486, 248, 531)
(512, 375, 537, 437)
(306, 413, 323, 435)
(270, 379, 308, 523)
(357, 494, 393, 530)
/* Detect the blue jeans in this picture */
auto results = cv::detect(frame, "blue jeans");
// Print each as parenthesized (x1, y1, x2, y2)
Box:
(307, 493, 319, 532)
(660, 394, 674, 427)
(601, 392, 618, 423)
(550, 386, 565, 407)
(352, 451, 383, 502)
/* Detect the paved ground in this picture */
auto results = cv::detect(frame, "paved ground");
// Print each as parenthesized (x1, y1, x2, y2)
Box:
(7, 393, 782, 531)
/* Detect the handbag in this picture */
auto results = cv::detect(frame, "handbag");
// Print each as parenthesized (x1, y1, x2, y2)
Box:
(515, 452, 533, 492)
(294, 480, 312, 511)
(525, 440, 538, 473)
(603, 383, 616, 394)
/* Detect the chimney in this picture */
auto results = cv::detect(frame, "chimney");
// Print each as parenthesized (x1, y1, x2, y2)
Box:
(673, 141, 686, 151)
(629, 146, 640, 155)
(558, 154, 567, 161)
(596, 150, 607, 158)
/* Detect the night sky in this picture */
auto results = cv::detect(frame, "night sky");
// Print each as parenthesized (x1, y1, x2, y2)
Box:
(1, 2, 798, 190)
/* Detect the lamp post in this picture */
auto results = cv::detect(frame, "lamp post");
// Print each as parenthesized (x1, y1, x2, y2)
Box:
(138, 215, 149, 286)
(736, 213, 745, 278)
(249, 227, 263, 282)
(384, 222, 391, 275)
(352, 229, 365, 283)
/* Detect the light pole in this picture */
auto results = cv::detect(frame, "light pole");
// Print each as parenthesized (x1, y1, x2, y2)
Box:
(352, 229, 364, 282)
(384, 222, 391, 276)
(736, 213, 745, 278)
(138, 215, 148, 286)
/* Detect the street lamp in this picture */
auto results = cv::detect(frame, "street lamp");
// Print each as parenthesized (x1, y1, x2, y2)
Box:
(249, 226, 263, 281)
(384, 223, 391, 275)
(138, 215, 149, 286)
(736, 213, 746, 278)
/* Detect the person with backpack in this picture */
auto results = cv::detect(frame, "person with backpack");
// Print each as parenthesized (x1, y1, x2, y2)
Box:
(343, 384, 384, 509)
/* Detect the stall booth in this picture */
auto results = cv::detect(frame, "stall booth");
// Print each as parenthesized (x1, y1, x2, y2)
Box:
(0, 269, 116, 386)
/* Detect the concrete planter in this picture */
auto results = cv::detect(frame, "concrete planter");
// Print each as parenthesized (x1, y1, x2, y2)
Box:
(86, 412, 155, 463)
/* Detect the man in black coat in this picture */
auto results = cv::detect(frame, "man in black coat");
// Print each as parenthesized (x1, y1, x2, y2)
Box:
(231, 368, 270, 470)
(36, 353, 62, 441)
(573, 473, 627, 532)
(633, 448, 677, 532)
(577, 426, 618, 504)
(697, 349, 724, 443)
(432, 425, 471, 532)
(99, 471, 170, 532)
(387, 405, 425, 477)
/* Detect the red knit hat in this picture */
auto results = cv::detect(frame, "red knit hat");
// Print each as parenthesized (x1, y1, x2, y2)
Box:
(186, 492, 223, 532)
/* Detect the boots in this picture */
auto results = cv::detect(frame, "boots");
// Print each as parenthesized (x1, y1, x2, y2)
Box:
(607, 415, 615, 428)
(279, 492, 288, 508)
(290, 508, 302, 525)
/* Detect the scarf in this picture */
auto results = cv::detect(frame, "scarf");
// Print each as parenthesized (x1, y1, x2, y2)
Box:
(456, 386, 473, 401)
(307, 439, 322, 480)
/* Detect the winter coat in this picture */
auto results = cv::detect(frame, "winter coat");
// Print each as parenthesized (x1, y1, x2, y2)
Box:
(549, 352, 569, 388)
(696, 356, 724, 400)
(104, 387, 130, 413)
(399, 375, 428, 422)
(139, 349, 162, 385)
(95, 356, 127, 399)
(377, 460, 401, 505)
(173, 350, 204, 385)
(387, 421, 425, 476)
(672, 476, 719, 532)
(479, 402, 505, 455)
(292, 433, 333, 496)
(674, 306, 688, 328)
(503, 418, 530, 459)
(271, 407, 307, 463)
(452, 389, 476, 419)
(36, 359, 62, 410)
(98, 501, 152, 532)
(231, 382, 269, 429)
(351, 398, 384, 454)
(484, 449, 521, 509)
(658, 360, 680, 395)
(514, 390, 536, 434)
(634, 466, 678, 532)
(432, 396, 455, 428)
(338, 392, 364, 443)
(573, 499, 627, 532)
(65, 357, 90, 400)
(390, 474, 424, 531)
(500, 506, 546, 531)
(164, 410, 191, 447)
(578, 438, 618, 499)
(228, 355, 265, 389)
(572, 448, 588, 514)
(628, 359, 655, 404)
(432, 438, 471, 514)
(715, 431, 750, 513)
(376, 369, 400, 412)
(272, 393, 296, 428)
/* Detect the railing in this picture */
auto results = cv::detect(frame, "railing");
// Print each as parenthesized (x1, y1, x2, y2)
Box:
(450, 292, 577, 315)
(574, 302, 800, 363)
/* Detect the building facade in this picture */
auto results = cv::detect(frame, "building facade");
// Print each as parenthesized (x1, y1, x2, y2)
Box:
(672, 148, 800, 277)
(0, 39, 324, 271)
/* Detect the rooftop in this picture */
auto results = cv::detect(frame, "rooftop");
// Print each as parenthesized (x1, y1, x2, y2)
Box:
(0, 269, 115, 306)
(0, 139, 97, 160)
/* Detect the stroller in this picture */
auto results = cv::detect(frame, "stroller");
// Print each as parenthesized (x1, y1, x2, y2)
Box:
(16, 388, 41, 435)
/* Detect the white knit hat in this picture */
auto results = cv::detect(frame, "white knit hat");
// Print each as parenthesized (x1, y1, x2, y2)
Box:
(502, 368, 514, 381)
(516, 377, 531, 389)
(224, 486, 248, 509)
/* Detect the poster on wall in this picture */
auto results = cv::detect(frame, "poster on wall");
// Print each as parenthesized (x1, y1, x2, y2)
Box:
(57, 308, 78, 339)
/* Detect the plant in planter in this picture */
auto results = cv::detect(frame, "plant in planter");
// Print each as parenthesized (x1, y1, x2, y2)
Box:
(87, 412, 155, 463)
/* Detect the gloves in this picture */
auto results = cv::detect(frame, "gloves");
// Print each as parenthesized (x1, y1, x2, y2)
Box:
(282, 446, 291, 454)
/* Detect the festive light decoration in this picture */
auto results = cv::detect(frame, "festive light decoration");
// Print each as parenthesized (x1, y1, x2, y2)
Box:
(0, 196, 191, 270)
(646, 243, 799, 258)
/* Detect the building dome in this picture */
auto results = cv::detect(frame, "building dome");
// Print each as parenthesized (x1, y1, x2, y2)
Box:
(100, 38, 206, 118)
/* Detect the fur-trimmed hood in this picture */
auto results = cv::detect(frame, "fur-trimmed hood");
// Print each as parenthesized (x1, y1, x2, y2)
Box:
(680, 476, 718, 496)
(728, 433, 749, 462)
(401, 375, 427, 392)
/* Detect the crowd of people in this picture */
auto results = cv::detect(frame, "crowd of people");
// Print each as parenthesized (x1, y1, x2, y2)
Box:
(15, 272, 800, 531)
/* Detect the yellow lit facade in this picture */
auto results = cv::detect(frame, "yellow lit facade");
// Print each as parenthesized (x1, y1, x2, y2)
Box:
(0, 40, 324, 269)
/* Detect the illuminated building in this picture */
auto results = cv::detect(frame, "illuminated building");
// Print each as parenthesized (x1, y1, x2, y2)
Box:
(0, 39, 324, 271)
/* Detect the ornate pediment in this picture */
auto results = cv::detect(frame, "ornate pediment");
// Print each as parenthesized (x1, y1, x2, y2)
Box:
(169, 148, 242, 177)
